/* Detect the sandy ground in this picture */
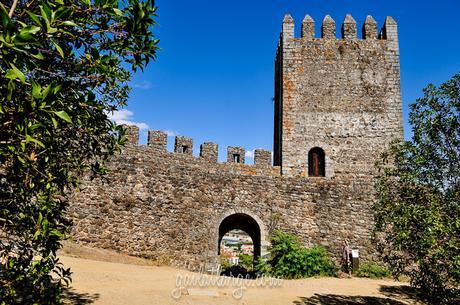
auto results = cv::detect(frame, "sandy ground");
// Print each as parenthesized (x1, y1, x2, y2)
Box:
(60, 243, 425, 305)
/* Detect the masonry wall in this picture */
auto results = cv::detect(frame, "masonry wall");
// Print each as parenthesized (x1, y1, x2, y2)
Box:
(274, 15, 403, 177)
(69, 14, 403, 268)
(70, 130, 376, 267)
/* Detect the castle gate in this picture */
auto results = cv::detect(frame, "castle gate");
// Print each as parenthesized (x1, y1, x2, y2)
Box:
(69, 13, 403, 267)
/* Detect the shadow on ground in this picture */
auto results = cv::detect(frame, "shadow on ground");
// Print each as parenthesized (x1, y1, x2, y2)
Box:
(293, 294, 409, 305)
(63, 288, 100, 305)
(293, 284, 427, 305)
(380, 285, 426, 304)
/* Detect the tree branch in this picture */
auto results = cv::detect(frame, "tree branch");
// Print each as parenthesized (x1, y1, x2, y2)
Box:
(8, 0, 19, 18)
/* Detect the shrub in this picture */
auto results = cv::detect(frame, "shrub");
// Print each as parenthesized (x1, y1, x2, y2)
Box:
(356, 262, 391, 279)
(255, 257, 272, 276)
(266, 230, 337, 279)
(238, 253, 254, 271)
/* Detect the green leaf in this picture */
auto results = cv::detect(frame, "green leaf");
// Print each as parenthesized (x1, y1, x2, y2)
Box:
(53, 111, 72, 123)
(31, 52, 44, 60)
(113, 8, 123, 16)
(51, 40, 64, 57)
(29, 123, 42, 132)
(17, 25, 41, 40)
(25, 135, 45, 148)
(32, 81, 41, 98)
(62, 20, 77, 27)
(50, 229, 63, 238)
(26, 10, 41, 25)
(42, 83, 52, 99)
(6, 63, 26, 83)
(51, 117, 58, 128)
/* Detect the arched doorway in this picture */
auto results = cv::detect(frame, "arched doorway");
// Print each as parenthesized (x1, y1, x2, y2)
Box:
(218, 213, 261, 259)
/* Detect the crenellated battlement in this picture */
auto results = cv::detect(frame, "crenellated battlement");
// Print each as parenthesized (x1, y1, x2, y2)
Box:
(122, 125, 274, 169)
(274, 13, 402, 176)
(281, 14, 398, 42)
(71, 10, 403, 268)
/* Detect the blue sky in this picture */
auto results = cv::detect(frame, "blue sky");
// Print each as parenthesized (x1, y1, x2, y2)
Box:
(115, 0, 460, 162)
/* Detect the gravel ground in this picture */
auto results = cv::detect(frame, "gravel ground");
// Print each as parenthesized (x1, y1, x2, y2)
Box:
(60, 243, 424, 305)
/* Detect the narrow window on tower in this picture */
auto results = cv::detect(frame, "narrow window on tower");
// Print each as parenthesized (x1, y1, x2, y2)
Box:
(233, 154, 240, 163)
(182, 145, 188, 153)
(308, 147, 325, 177)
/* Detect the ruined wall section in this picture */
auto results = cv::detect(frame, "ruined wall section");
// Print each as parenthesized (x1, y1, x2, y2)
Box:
(69, 126, 376, 266)
(275, 15, 403, 177)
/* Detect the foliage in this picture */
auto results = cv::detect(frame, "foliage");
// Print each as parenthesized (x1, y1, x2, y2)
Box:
(219, 256, 231, 272)
(264, 230, 337, 279)
(254, 256, 272, 276)
(374, 73, 460, 304)
(238, 253, 253, 271)
(355, 262, 391, 279)
(0, 0, 158, 303)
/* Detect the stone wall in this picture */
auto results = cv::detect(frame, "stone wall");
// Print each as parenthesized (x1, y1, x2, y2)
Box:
(69, 13, 403, 268)
(70, 129, 376, 266)
(274, 14, 403, 178)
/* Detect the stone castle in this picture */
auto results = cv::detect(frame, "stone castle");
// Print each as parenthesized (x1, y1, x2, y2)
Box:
(70, 14, 403, 266)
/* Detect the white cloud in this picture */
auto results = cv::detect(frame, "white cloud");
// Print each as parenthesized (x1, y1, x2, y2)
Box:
(132, 80, 153, 90)
(245, 150, 254, 158)
(165, 130, 179, 137)
(107, 109, 149, 130)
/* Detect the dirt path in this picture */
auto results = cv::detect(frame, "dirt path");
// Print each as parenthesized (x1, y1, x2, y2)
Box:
(60, 243, 424, 305)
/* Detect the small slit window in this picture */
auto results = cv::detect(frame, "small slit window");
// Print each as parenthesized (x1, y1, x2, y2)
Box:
(181, 145, 189, 153)
(308, 147, 325, 177)
(233, 154, 240, 163)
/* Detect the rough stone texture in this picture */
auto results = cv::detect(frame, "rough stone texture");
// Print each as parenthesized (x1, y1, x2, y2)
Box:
(301, 15, 315, 40)
(147, 130, 167, 151)
(274, 14, 403, 178)
(227, 146, 245, 164)
(342, 14, 357, 40)
(200, 142, 218, 162)
(124, 125, 139, 146)
(69, 14, 403, 268)
(174, 136, 193, 155)
(254, 149, 272, 166)
(321, 15, 336, 39)
(363, 15, 378, 39)
(69, 142, 375, 266)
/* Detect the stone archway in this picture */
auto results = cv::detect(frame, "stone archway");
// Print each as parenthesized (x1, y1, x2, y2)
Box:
(218, 213, 262, 259)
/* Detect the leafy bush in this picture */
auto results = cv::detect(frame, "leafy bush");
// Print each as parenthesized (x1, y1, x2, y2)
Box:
(238, 253, 254, 271)
(375, 73, 460, 304)
(255, 257, 272, 276)
(265, 230, 337, 279)
(356, 262, 391, 279)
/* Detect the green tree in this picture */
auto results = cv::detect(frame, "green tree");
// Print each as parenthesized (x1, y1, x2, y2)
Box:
(375, 73, 460, 304)
(0, 0, 158, 303)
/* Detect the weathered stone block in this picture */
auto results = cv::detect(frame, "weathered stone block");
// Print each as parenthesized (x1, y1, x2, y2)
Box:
(254, 149, 271, 166)
(200, 142, 218, 162)
(148, 130, 167, 151)
(123, 125, 139, 146)
(227, 146, 245, 164)
(174, 136, 193, 155)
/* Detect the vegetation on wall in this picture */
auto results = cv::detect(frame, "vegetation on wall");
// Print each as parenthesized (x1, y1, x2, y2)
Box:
(374, 73, 460, 304)
(0, 0, 158, 303)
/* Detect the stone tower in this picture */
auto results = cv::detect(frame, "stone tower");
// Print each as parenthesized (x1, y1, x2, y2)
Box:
(273, 14, 403, 177)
